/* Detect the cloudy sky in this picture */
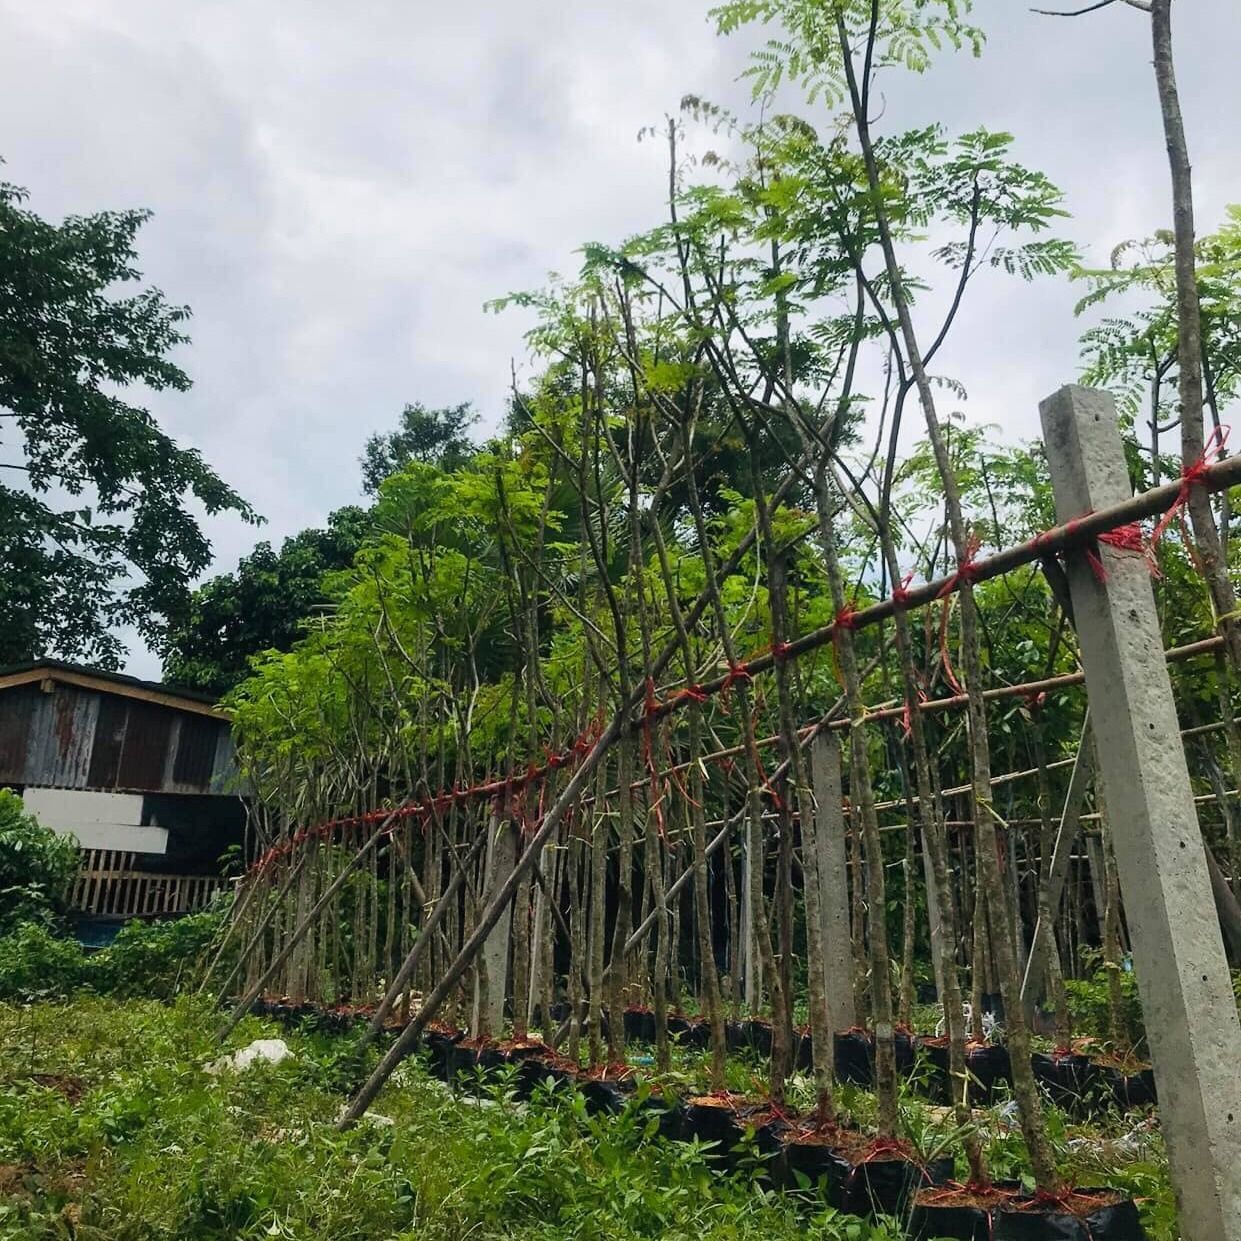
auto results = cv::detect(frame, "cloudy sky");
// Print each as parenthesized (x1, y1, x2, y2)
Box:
(2, 0, 1238, 677)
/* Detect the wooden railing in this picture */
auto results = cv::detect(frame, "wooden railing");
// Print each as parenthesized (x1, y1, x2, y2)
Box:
(70, 849, 226, 918)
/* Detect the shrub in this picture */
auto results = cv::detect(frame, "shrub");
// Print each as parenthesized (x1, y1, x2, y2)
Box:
(0, 789, 79, 933)
(97, 907, 231, 1000)
(0, 921, 90, 999)
(0, 905, 229, 1002)
(1064, 953, 1146, 1049)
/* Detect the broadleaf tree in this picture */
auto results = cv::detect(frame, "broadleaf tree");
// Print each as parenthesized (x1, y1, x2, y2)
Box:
(0, 173, 257, 668)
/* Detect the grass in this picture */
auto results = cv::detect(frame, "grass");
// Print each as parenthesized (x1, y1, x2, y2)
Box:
(0, 995, 1181, 1240)
(0, 997, 902, 1241)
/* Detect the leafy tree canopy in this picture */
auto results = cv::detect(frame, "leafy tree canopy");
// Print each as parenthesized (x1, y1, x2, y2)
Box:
(360, 401, 478, 495)
(0, 173, 257, 668)
(162, 504, 371, 696)
(164, 402, 482, 696)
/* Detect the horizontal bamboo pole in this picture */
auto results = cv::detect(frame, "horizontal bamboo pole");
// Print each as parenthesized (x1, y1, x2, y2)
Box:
(641, 457, 1241, 726)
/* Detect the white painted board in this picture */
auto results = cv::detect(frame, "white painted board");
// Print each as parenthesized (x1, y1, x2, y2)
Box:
(21, 788, 168, 855)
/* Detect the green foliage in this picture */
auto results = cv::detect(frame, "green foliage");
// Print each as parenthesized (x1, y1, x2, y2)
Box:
(1077, 206, 1241, 436)
(161, 505, 371, 696)
(0, 792, 79, 934)
(0, 173, 257, 667)
(0, 907, 229, 1002)
(712, 0, 985, 106)
(1063, 953, 1147, 1049)
(0, 997, 898, 1241)
(95, 908, 232, 1001)
(360, 401, 478, 495)
(0, 922, 90, 1001)
(163, 401, 483, 697)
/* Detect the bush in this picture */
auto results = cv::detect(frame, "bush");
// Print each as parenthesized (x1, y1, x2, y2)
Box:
(98, 907, 231, 1000)
(0, 906, 229, 1002)
(1064, 954, 1146, 1048)
(0, 789, 79, 933)
(0, 921, 90, 999)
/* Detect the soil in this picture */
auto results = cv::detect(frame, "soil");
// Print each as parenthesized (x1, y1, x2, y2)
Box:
(581, 1062, 636, 1082)
(1005, 1188, 1127, 1217)
(915, 1182, 1020, 1210)
(824, 1128, 918, 1167)
(686, 1093, 738, 1110)
(782, 1121, 850, 1148)
(0, 1160, 87, 1201)
(495, 1038, 549, 1055)
(1074, 1039, 1150, 1074)
(26, 1073, 87, 1103)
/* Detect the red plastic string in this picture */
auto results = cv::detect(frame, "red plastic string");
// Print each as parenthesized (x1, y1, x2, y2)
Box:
(901, 686, 929, 740)
(938, 597, 966, 697)
(770, 640, 794, 663)
(891, 569, 915, 609)
(937, 530, 984, 600)
(829, 603, 859, 692)
(1152, 424, 1230, 548)
(671, 684, 710, 705)
(721, 662, 754, 691)
(1086, 521, 1162, 583)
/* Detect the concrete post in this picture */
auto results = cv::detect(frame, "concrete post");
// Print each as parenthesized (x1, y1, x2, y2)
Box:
(811, 733, 856, 1030)
(472, 816, 517, 1035)
(1041, 384, 1241, 1240)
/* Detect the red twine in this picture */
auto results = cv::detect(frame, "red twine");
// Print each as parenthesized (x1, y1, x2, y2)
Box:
(937, 530, 984, 600)
(891, 569, 915, 609)
(1152, 424, 1230, 548)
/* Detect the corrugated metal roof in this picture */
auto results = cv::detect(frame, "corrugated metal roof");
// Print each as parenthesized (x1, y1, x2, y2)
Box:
(2, 667, 237, 797)
(0, 660, 225, 718)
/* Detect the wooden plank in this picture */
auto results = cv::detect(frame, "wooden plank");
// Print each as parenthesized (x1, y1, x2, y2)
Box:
(0, 666, 225, 719)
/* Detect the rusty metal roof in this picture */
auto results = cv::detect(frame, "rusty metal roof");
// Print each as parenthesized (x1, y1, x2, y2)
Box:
(0, 663, 238, 795)
(0, 660, 225, 719)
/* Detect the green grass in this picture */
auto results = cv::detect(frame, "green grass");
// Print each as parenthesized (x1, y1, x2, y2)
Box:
(0, 997, 901, 1241)
(0, 996, 1182, 1240)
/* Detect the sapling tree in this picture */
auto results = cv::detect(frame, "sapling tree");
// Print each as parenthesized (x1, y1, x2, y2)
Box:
(714, 0, 1076, 1190)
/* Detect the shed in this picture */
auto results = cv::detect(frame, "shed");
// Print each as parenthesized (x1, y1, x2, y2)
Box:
(0, 660, 246, 920)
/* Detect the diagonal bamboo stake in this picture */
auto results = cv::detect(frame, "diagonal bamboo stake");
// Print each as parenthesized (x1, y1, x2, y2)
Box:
(337, 711, 624, 1129)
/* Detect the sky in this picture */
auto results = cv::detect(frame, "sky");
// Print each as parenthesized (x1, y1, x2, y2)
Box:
(2, 0, 1239, 678)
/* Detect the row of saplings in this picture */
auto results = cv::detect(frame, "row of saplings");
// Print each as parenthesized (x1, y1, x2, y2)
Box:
(250, 997, 1152, 1240)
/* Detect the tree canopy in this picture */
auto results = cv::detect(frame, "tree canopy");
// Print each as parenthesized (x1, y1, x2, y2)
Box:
(0, 174, 257, 668)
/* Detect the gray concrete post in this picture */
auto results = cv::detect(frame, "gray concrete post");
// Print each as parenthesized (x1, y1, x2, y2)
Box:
(1041, 384, 1241, 1240)
(472, 816, 517, 1035)
(811, 733, 856, 1030)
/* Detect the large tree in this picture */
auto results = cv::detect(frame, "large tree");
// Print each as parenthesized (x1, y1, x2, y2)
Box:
(161, 505, 370, 696)
(0, 173, 256, 668)
(163, 403, 480, 696)
(359, 401, 476, 494)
